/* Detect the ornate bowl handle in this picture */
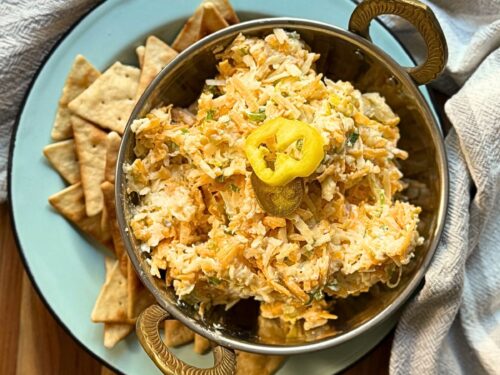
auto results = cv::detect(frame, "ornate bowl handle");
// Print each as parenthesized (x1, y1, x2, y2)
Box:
(349, 0, 448, 85)
(137, 305, 236, 375)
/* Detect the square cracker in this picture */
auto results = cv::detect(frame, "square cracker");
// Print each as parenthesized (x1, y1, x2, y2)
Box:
(72, 116, 107, 217)
(104, 132, 122, 183)
(101, 181, 128, 276)
(51, 55, 100, 141)
(68, 62, 140, 134)
(43, 139, 80, 184)
(136, 36, 178, 97)
(127, 258, 155, 319)
(100, 203, 111, 251)
(48, 183, 111, 245)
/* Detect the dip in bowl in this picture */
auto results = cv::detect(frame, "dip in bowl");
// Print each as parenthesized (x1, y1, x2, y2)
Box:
(116, 2, 448, 373)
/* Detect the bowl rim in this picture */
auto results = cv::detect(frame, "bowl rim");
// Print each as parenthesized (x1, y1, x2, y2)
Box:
(116, 17, 449, 355)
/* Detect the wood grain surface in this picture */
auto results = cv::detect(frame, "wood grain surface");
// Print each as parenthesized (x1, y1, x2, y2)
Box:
(0, 202, 392, 374)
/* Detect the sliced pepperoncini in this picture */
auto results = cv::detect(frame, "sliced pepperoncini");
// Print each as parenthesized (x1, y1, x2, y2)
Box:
(251, 173, 304, 217)
(244, 117, 324, 187)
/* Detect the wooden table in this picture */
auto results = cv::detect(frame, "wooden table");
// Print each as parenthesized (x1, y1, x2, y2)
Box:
(0, 202, 392, 374)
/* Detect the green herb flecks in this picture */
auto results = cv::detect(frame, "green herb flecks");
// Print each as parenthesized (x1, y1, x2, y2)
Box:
(180, 128, 189, 134)
(247, 108, 266, 122)
(206, 109, 216, 121)
(346, 132, 359, 147)
(306, 289, 324, 305)
(167, 141, 179, 152)
(230, 183, 240, 192)
(215, 175, 226, 183)
(379, 190, 385, 206)
(327, 280, 339, 292)
(207, 85, 222, 97)
(208, 276, 222, 285)
(238, 46, 249, 56)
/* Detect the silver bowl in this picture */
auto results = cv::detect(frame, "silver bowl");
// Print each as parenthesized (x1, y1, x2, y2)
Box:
(116, 1, 448, 373)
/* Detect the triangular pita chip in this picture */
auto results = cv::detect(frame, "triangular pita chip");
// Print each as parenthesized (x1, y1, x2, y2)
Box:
(235, 351, 286, 375)
(127, 258, 155, 319)
(48, 183, 111, 245)
(43, 139, 80, 184)
(164, 320, 195, 347)
(172, 6, 205, 52)
(51, 55, 100, 141)
(104, 256, 116, 279)
(91, 260, 132, 323)
(104, 323, 133, 349)
(203, 0, 239, 24)
(72, 116, 107, 216)
(101, 181, 128, 276)
(201, 2, 229, 35)
(104, 131, 122, 183)
(68, 62, 140, 133)
(136, 45, 145, 69)
(194, 334, 211, 354)
(172, 3, 229, 52)
(136, 36, 178, 97)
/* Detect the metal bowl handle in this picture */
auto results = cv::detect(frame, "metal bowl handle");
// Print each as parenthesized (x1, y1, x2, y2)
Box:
(137, 305, 236, 375)
(348, 0, 448, 85)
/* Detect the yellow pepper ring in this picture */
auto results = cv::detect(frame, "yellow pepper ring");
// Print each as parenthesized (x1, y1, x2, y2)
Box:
(244, 117, 325, 187)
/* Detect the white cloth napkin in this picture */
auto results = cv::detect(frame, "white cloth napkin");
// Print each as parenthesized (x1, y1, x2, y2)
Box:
(0, 0, 99, 202)
(0, 1, 499, 374)
(382, 1, 500, 374)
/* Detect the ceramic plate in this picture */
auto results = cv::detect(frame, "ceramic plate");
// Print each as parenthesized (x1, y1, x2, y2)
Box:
(9, 0, 436, 373)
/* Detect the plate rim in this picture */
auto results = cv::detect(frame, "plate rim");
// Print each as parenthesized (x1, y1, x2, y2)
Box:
(6, 1, 437, 374)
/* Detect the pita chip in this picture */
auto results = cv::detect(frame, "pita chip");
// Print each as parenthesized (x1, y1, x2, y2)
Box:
(104, 131, 122, 183)
(68, 62, 140, 133)
(136, 36, 178, 97)
(43, 139, 80, 184)
(92, 260, 132, 323)
(201, 2, 229, 35)
(164, 320, 195, 347)
(101, 181, 128, 276)
(172, 5, 205, 52)
(235, 351, 286, 375)
(72, 116, 107, 216)
(104, 256, 116, 279)
(172, 3, 229, 52)
(103, 323, 133, 349)
(48, 183, 111, 245)
(127, 258, 155, 319)
(194, 334, 211, 354)
(51, 55, 100, 141)
(136, 45, 145, 68)
(203, 0, 239, 24)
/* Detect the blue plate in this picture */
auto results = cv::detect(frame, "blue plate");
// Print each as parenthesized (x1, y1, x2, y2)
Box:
(9, 0, 436, 373)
